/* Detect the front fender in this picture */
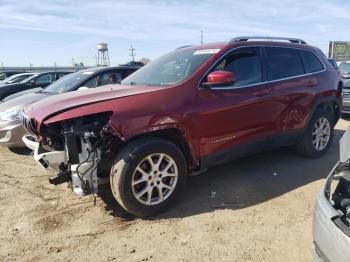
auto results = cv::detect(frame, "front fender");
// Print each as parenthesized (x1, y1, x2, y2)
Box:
(109, 112, 201, 162)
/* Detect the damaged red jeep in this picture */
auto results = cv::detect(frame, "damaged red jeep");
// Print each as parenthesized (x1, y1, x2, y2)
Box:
(22, 36, 341, 217)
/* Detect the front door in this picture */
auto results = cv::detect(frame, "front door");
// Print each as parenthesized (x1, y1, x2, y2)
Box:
(196, 47, 277, 165)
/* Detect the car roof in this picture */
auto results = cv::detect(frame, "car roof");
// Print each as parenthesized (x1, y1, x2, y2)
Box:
(78, 66, 141, 74)
(178, 36, 318, 53)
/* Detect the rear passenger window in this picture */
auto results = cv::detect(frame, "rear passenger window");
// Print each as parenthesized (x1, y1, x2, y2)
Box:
(265, 47, 304, 81)
(299, 50, 324, 73)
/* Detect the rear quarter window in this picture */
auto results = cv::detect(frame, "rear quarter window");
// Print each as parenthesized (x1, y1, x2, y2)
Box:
(300, 50, 324, 73)
(265, 47, 305, 81)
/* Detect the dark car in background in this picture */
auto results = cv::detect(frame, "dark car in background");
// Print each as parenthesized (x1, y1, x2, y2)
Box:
(0, 71, 72, 100)
(0, 71, 25, 80)
(0, 73, 36, 85)
(0, 66, 140, 148)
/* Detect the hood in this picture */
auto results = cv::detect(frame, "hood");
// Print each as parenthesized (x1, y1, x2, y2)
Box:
(2, 88, 43, 102)
(26, 84, 163, 123)
(0, 92, 50, 113)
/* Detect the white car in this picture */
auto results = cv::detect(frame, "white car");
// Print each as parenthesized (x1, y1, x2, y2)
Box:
(313, 127, 350, 262)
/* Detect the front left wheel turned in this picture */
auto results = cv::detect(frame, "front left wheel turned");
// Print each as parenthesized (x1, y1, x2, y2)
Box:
(110, 137, 187, 217)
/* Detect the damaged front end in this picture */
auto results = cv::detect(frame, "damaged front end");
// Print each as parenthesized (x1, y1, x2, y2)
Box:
(313, 128, 350, 262)
(22, 112, 119, 196)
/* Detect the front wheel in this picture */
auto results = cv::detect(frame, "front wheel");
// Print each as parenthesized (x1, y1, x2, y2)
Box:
(110, 137, 187, 217)
(296, 109, 334, 158)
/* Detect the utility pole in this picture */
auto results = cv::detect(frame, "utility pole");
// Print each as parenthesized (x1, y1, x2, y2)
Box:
(29, 63, 33, 70)
(129, 45, 136, 63)
(200, 30, 204, 45)
(1, 62, 3, 71)
(72, 58, 75, 67)
(54, 62, 57, 71)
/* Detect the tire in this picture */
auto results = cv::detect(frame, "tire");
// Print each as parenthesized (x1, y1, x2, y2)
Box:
(110, 137, 187, 217)
(296, 109, 334, 158)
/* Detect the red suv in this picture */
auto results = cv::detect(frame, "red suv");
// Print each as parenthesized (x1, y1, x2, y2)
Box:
(22, 36, 342, 217)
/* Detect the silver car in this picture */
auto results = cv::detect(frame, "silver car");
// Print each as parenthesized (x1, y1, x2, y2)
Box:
(340, 62, 350, 115)
(313, 127, 350, 262)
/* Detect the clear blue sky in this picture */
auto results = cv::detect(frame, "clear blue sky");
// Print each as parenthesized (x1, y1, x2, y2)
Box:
(1, 0, 349, 66)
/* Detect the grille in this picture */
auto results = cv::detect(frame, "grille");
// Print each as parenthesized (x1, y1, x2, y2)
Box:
(21, 113, 40, 137)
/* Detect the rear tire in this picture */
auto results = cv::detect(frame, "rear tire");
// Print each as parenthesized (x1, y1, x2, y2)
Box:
(296, 109, 334, 158)
(110, 137, 187, 217)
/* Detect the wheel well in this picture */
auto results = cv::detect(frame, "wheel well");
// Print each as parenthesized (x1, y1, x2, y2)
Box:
(123, 128, 196, 170)
(315, 101, 340, 124)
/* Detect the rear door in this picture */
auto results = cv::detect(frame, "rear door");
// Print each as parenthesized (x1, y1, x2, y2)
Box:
(263, 46, 324, 146)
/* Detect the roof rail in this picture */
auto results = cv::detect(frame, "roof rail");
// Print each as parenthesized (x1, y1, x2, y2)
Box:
(229, 36, 307, 45)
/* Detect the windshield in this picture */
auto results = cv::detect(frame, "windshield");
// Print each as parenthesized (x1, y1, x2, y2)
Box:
(121, 48, 218, 86)
(340, 63, 350, 72)
(43, 70, 95, 94)
(4, 74, 34, 84)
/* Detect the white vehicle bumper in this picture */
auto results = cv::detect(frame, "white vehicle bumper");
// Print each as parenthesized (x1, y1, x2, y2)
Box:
(22, 134, 66, 169)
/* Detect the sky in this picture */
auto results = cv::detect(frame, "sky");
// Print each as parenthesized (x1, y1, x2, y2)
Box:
(0, 0, 350, 67)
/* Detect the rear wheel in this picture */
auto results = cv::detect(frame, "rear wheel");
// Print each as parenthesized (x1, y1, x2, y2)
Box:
(296, 109, 334, 158)
(110, 137, 187, 217)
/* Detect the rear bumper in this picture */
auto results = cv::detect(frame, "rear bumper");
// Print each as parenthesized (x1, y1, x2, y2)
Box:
(0, 121, 26, 147)
(312, 163, 350, 262)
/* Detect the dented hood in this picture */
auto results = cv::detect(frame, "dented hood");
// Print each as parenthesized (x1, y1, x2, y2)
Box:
(25, 84, 163, 123)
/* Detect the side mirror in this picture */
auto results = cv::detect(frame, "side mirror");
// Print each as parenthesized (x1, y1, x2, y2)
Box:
(202, 70, 235, 88)
(78, 86, 89, 91)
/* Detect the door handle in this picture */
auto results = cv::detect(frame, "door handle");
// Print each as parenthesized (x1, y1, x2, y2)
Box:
(253, 88, 270, 97)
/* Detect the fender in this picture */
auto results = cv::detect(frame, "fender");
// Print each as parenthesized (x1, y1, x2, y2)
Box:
(108, 112, 201, 165)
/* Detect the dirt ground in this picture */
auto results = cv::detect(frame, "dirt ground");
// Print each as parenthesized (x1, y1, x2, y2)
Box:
(1, 119, 349, 262)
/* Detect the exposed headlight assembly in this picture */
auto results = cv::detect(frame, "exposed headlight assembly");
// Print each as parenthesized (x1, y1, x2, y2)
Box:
(0, 108, 24, 121)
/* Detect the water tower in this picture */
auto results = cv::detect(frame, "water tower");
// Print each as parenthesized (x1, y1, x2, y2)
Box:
(97, 43, 110, 66)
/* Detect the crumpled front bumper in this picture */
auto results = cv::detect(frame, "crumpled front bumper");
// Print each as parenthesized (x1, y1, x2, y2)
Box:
(22, 134, 66, 169)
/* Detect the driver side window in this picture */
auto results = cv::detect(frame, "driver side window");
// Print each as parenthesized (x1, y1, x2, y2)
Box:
(35, 74, 53, 84)
(212, 47, 263, 87)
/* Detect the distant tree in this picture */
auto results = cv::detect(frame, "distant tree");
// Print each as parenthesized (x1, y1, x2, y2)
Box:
(74, 62, 79, 67)
(140, 57, 151, 64)
(79, 62, 84, 67)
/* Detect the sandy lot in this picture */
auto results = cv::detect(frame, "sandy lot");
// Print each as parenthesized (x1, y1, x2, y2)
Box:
(1, 119, 349, 262)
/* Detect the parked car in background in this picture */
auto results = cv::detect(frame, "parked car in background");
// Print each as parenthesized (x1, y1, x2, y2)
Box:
(312, 127, 350, 262)
(0, 73, 35, 85)
(328, 58, 339, 71)
(0, 66, 140, 148)
(339, 62, 350, 87)
(339, 62, 350, 116)
(0, 71, 72, 101)
(22, 36, 341, 217)
(0, 71, 25, 80)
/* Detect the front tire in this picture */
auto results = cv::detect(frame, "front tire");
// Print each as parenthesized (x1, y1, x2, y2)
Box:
(110, 137, 187, 217)
(296, 109, 334, 158)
